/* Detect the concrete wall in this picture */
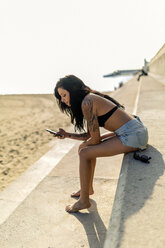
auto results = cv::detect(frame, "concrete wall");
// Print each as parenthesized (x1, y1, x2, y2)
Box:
(149, 43, 165, 76)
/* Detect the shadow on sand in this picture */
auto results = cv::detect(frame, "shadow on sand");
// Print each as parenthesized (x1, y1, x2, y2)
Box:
(106, 145, 165, 248)
(72, 199, 106, 248)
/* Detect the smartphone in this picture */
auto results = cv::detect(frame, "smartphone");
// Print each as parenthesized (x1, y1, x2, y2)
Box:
(45, 129, 62, 136)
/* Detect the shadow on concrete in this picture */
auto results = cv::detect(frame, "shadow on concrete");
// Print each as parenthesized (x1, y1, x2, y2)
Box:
(73, 199, 107, 248)
(112, 145, 165, 248)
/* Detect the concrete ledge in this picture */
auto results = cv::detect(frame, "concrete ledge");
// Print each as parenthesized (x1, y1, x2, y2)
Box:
(104, 75, 165, 248)
(0, 138, 77, 225)
(149, 72, 165, 86)
(104, 144, 165, 248)
(104, 153, 131, 248)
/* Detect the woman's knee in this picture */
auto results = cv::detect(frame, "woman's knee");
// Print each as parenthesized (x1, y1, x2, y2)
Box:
(79, 147, 93, 160)
(78, 141, 88, 153)
(78, 142, 84, 153)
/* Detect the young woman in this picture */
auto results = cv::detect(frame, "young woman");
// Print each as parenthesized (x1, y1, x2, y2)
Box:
(54, 75, 148, 213)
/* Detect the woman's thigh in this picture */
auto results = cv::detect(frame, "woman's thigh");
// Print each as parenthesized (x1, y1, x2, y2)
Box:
(80, 136, 138, 159)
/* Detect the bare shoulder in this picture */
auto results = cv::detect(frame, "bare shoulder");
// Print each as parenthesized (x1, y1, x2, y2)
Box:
(81, 94, 96, 112)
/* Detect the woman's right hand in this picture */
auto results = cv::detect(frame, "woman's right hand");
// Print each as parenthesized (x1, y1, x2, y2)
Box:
(54, 128, 67, 139)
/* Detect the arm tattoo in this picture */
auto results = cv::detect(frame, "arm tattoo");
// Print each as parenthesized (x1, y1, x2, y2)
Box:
(82, 97, 98, 133)
(68, 132, 89, 140)
(68, 133, 88, 138)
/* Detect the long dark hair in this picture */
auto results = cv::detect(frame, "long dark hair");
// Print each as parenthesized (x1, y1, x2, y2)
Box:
(54, 75, 124, 131)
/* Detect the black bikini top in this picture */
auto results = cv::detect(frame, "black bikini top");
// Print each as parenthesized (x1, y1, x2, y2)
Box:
(98, 105, 118, 127)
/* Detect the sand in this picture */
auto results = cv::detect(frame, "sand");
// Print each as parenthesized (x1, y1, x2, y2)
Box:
(0, 94, 71, 192)
(0, 91, 113, 193)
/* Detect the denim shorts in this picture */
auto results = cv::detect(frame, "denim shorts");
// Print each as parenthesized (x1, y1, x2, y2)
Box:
(114, 116, 148, 149)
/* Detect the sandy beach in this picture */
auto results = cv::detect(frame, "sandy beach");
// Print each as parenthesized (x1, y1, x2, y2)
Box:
(0, 94, 71, 192)
(0, 91, 113, 193)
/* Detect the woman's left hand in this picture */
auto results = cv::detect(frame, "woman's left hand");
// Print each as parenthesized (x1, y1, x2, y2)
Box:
(54, 128, 66, 139)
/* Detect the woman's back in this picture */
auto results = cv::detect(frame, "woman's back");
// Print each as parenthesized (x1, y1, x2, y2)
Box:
(82, 93, 134, 131)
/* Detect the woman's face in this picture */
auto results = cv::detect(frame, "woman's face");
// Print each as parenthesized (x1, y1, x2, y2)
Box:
(57, 87, 71, 106)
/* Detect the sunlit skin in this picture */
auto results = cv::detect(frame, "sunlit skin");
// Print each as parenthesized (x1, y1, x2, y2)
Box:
(55, 89, 139, 213)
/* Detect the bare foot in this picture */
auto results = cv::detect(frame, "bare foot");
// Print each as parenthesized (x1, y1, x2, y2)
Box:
(65, 200, 91, 213)
(71, 189, 94, 198)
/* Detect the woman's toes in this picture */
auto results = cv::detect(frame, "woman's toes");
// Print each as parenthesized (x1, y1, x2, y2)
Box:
(65, 201, 91, 213)
(71, 189, 94, 198)
(71, 191, 80, 198)
(65, 204, 79, 213)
